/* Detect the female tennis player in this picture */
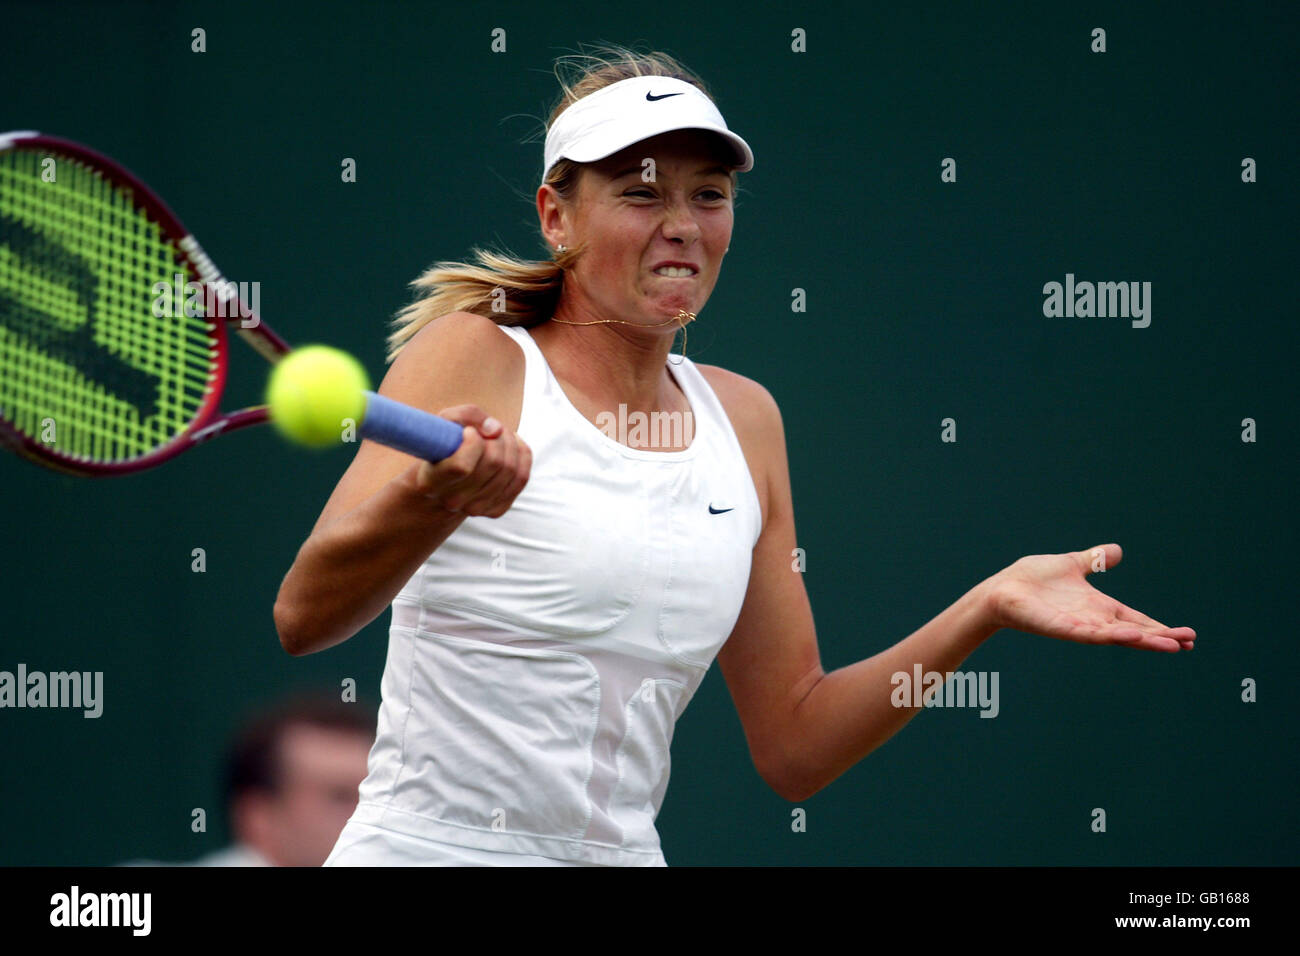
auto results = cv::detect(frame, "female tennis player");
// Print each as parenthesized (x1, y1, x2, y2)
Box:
(273, 46, 1196, 866)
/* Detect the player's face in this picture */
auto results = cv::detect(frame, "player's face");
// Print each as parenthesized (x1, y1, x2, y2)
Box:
(566, 130, 735, 329)
(265, 724, 371, 867)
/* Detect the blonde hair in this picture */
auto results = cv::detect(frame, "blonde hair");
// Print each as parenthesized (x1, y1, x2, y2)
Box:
(385, 42, 739, 362)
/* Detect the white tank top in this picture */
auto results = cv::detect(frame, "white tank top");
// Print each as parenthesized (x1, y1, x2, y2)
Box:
(347, 321, 762, 866)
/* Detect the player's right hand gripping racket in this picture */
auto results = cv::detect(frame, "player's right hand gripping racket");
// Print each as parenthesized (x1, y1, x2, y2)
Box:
(0, 130, 463, 476)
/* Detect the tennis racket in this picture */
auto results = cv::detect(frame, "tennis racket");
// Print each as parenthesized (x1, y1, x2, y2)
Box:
(0, 130, 463, 476)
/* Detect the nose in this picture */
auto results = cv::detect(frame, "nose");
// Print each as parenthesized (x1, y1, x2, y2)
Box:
(660, 198, 702, 245)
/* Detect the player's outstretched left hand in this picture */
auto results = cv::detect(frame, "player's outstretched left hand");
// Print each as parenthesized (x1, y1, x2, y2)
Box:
(987, 543, 1196, 653)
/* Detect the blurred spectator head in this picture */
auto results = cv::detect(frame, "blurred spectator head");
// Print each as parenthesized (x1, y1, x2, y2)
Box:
(222, 694, 374, 866)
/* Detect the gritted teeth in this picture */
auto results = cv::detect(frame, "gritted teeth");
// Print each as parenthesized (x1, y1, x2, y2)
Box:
(653, 266, 696, 277)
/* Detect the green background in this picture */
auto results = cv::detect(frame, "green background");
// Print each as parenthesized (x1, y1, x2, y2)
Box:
(0, 0, 1294, 865)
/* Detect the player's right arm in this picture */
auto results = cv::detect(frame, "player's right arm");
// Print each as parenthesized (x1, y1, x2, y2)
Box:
(273, 312, 531, 656)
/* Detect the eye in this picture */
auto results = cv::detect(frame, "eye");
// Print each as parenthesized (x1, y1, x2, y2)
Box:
(622, 188, 728, 200)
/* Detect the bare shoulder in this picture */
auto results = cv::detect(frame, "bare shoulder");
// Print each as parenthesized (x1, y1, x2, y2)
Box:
(695, 364, 784, 531)
(385, 311, 526, 433)
(695, 363, 783, 441)
(396, 311, 523, 371)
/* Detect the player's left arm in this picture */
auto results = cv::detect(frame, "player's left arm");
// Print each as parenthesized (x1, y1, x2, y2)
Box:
(712, 373, 1000, 802)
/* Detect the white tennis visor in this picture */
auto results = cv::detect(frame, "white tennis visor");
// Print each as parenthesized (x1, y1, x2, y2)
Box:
(542, 75, 754, 181)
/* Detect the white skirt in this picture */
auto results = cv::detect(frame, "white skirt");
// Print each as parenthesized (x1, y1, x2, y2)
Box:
(323, 820, 607, 867)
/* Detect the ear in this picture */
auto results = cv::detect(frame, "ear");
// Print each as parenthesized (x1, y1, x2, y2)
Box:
(537, 183, 568, 251)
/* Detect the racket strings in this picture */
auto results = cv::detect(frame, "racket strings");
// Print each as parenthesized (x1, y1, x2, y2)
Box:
(0, 148, 216, 463)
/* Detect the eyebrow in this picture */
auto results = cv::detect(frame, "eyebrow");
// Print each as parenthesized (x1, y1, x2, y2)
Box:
(609, 163, 731, 180)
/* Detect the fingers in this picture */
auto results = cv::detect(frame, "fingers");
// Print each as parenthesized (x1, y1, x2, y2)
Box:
(1065, 621, 1180, 652)
(1103, 621, 1192, 652)
(1111, 629, 1183, 653)
(1113, 602, 1197, 649)
(459, 428, 528, 517)
(1075, 543, 1123, 574)
(414, 405, 531, 518)
(437, 403, 502, 438)
(1055, 611, 1192, 653)
(1069, 545, 1196, 651)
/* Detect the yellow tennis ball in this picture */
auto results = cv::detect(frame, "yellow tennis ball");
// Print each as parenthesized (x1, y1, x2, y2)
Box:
(265, 345, 370, 447)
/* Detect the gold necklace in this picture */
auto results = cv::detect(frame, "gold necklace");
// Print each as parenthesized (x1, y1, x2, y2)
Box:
(548, 309, 697, 359)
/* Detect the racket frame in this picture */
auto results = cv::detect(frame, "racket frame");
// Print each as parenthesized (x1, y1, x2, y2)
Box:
(0, 131, 291, 476)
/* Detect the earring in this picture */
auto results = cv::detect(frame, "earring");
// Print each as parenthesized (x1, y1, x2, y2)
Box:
(557, 244, 566, 253)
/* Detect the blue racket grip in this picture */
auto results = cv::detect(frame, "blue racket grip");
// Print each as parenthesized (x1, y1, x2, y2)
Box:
(359, 391, 464, 462)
